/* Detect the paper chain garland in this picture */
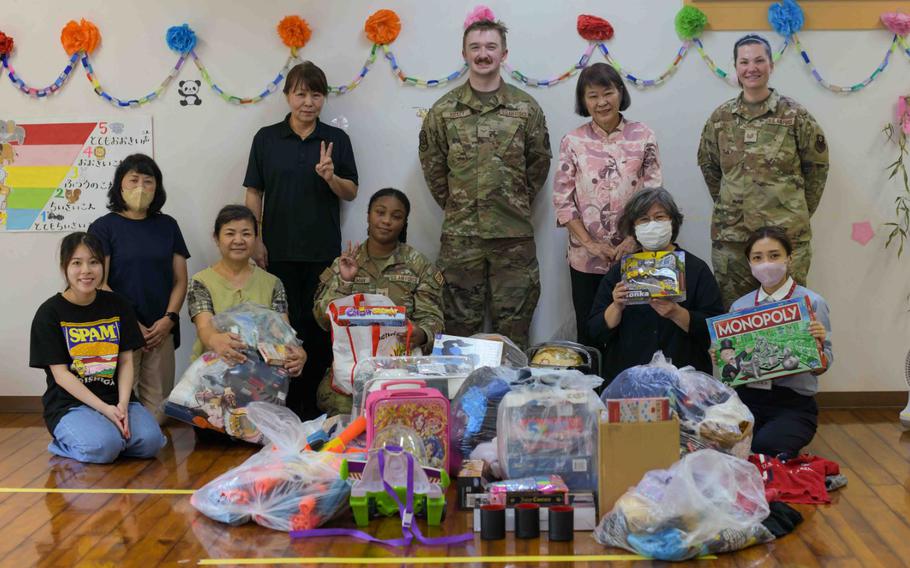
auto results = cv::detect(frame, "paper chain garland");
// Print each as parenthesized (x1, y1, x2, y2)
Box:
(0, 2, 909, 107)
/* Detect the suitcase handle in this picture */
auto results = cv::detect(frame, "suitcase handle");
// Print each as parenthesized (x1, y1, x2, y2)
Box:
(379, 380, 427, 391)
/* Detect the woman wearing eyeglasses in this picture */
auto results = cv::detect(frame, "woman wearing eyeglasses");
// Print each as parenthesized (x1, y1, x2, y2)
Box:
(697, 34, 829, 308)
(587, 187, 725, 382)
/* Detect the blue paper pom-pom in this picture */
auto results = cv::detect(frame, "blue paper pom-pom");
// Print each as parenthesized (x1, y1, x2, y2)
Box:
(166, 24, 197, 54)
(768, 0, 804, 37)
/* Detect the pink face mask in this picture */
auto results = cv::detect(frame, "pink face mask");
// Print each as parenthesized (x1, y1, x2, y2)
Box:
(750, 261, 788, 287)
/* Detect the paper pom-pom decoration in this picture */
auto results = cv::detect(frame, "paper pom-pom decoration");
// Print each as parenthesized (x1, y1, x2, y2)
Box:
(675, 6, 707, 40)
(577, 15, 614, 42)
(277, 16, 312, 49)
(60, 19, 101, 55)
(0, 31, 13, 56)
(882, 12, 910, 36)
(465, 5, 496, 29)
(365, 10, 401, 45)
(166, 24, 197, 54)
(768, 0, 804, 37)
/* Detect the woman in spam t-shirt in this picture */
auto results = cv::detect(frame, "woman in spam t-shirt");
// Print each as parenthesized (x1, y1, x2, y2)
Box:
(29, 232, 165, 464)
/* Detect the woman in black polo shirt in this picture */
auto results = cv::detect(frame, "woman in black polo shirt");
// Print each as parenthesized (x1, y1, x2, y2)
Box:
(243, 61, 359, 420)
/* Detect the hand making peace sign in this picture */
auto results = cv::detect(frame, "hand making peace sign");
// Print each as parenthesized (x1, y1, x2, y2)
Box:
(315, 141, 335, 182)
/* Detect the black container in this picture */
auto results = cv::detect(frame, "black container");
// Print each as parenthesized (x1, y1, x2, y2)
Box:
(515, 503, 540, 539)
(480, 504, 506, 541)
(548, 505, 574, 542)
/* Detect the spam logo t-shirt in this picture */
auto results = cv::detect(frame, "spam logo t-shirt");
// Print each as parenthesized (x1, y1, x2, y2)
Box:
(61, 317, 122, 385)
(29, 291, 145, 434)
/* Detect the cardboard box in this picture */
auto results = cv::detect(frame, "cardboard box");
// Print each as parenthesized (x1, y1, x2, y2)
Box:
(597, 415, 680, 515)
(457, 459, 493, 509)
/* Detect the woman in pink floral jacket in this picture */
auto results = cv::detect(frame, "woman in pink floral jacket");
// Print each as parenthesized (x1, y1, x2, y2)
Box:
(554, 63, 662, 346)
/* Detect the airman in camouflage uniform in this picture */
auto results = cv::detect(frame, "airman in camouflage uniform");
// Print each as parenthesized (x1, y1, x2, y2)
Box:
(312, 241, 445, 414)
(698, 89, 829, 306)
(419, 42, 551, 348)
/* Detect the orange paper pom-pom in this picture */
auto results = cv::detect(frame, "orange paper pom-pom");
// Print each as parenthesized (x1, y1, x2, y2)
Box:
(60, 19, 101, 55)
(365, 9, 401, 45)
(277, 16, 312, 49)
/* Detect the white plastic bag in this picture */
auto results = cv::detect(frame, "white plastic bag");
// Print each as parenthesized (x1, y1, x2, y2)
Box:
(191, 402, 350, 532)
(327, 293, 414, 395)
(594, 449, 772, 561)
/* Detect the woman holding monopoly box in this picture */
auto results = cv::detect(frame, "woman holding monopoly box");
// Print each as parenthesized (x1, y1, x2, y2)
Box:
(717, 226, 832, 459)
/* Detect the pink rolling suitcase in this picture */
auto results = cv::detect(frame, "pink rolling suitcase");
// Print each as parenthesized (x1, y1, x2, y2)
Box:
(364, 380, 450, 471)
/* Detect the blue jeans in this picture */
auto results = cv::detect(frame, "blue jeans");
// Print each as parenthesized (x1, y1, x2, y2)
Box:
(49, 402, 167, 464)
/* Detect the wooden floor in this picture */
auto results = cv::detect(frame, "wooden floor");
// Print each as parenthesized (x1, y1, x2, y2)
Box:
(0, 409, 907, 567)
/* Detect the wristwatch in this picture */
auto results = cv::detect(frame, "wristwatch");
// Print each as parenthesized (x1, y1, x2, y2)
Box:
(165, 311, 179, 323)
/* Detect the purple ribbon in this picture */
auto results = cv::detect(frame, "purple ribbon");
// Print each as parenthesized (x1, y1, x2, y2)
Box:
(291, 448, 473, 547)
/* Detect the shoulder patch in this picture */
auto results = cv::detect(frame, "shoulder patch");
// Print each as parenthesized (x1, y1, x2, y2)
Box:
(442, 110, 472, 119)
(499, 109, 529, 119)
(815, 134, 826, 153)
(434, 271, 445, 287)
(419, 129, 429, 153)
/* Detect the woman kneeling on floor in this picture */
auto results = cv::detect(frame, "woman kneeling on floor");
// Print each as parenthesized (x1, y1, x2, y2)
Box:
(726, 226, 832, 459)
(29, 232, 166, 463)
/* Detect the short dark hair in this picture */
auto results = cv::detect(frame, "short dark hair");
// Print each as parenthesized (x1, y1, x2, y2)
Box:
(617, 187, 684, 243)
(213, 204, 258, 237)
(463, 20, 508, 51)
(575, 63, 630, 117)
(368, 187, 411, 243)
(59, 232, 105, 287)
(283, 61, 328, 96)
(744, 226, 793, 258)
(734, 34, 773, 62)
(107, 154, 166, 215)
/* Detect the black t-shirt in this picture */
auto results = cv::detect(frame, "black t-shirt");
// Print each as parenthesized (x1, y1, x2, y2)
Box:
(243, 115, 359, 263)
(587, 248, 726, 381)
(29, 290, 145, 434)
(88, 212, 190, 348)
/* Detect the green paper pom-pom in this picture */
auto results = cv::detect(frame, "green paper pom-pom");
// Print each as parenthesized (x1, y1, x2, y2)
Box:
(675, 5, 708, 40)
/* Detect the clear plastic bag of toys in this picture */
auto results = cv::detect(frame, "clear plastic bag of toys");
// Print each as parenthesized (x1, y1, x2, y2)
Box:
(212, 302, 301, 349)
(191, 402, 350, 532)
(594, 449, 772, 561)
(164, 350, 290, 443)
(496, 370, 605, 490)
(600, 352, 754, 458)
(449, 366, 533, 472)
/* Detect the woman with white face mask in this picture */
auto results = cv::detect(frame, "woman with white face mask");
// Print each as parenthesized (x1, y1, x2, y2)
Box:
(588, 187, 725, 381)
(722, 226, 832, 459)
(88, 154, 190, 424)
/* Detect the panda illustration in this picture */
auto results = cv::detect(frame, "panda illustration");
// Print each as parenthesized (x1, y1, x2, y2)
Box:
(178, 80, 202, 106)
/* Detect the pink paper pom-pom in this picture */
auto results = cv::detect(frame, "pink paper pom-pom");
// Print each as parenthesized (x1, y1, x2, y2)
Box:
(465, 5, 496, 29)
(881, 12, 910, 36)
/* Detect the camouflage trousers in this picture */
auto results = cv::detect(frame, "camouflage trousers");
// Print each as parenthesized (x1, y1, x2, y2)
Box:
(437, 235, 540, 349)
(316, 369, 353, 417)
(712, 240, 812, 308)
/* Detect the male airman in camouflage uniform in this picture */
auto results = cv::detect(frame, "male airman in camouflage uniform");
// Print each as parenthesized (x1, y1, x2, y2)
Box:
(698, 35, 828, 307)
(312, 240, 445, 414)
(419, 17, 551, 348)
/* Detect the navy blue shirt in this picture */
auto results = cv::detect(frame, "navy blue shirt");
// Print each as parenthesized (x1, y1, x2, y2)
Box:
(587, 247, 725, 381)
(243, 115, 359, 263)
(88, 212, 190, 348)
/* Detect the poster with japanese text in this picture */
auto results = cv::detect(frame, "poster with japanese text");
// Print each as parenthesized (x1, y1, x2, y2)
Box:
(0, 117, 153, 232)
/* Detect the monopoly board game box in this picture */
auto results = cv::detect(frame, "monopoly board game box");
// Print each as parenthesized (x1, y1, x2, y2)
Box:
(620, 251, 686, 304)
(707, 297, 827, 387)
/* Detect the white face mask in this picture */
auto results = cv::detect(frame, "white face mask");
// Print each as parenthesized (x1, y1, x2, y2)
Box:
(635, 220, 673, 251)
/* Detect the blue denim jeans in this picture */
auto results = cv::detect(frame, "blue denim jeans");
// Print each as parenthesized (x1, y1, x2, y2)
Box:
(49, 402, 167, 464)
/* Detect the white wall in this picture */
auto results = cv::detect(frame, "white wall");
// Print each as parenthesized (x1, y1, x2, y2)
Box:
(2, 0, 908, 396)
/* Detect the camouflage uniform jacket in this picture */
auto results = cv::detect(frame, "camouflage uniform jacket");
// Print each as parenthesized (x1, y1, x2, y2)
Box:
(313, 242, 445, 348)
(419, 81, 552, 238)
(697, 90, 829, 243)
